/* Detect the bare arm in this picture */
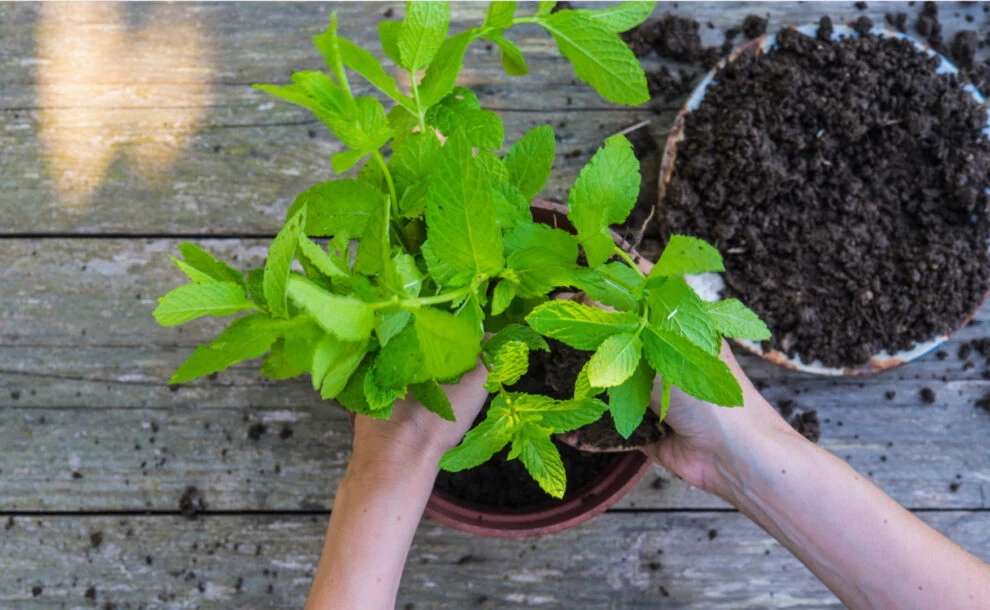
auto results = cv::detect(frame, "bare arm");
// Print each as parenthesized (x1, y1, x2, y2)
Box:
(305, 365, 489, 610)
(647, 343, 990, 610)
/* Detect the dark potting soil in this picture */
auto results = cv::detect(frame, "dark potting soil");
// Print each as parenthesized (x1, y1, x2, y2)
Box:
(433, 340, 619, 509)
(660, 25, 990, 368)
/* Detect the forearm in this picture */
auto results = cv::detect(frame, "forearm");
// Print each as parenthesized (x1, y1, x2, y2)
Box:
(714, 421, 990, 609)
(305, 446, 440, 610)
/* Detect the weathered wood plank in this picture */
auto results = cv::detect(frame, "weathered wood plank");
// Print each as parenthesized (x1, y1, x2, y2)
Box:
(1, 511, 987, 609)
(1, 2, 985, 233)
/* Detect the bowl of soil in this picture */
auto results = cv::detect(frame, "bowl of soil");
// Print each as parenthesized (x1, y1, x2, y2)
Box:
(426, 201, 655, 538)
(657, 20, 990, 376)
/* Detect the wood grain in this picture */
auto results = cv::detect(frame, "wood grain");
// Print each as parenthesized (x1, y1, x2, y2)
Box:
(1, 511, 987, 608)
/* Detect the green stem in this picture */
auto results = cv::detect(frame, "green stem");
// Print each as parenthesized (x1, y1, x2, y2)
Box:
(371, 279, 482, 311)
(513, 17, 538, 24)
(372, 151, 409, 252)
(614, 245, 647, 280)
(408, 70, 428, 132)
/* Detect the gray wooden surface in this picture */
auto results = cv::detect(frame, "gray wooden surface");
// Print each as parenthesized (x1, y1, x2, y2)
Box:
(2, 2, 989, 608)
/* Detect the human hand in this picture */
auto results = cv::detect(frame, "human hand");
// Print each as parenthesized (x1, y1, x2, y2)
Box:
(351, 362, 490, 469)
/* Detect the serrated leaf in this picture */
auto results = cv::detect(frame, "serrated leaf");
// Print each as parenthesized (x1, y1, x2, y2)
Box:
(641, 326, 742, 407)
(493, 181, 532, 229)
(398, 1, 450, 70)
(580, 1, 656, 32)
(440, 400, 516, 471)
(260, 338, 307, 381)
(535, 1, 556, 17)
(261, 319, 323, 380)
(506, 249, 577, 298)
(426, 91, 504, 149)
(504, 125, 555, 200)
(286, 275, 373, 342)
(647, 276, 720, 354)
(587, 332, 642, 387)
(312, 12, 349, 89)
(419, 30, 477, 108)
(170, 314, 294, 383)
(337, 37, 413, 110)
(537, 10, 649, 105)
(176, 243, 245, 287)
(170, 256, 215, 285)
(504, 221, 576, 261)
(338, 355, 387, 417)
(376, 310, 411, 347)
(456, 292, 487, 343)
(386, 253, 425, 297)
(509, 424, 566, 498)
(485, 340, 530, 391)
(484, 1, 516, 29)
(658, 378, 672, 422)
(390, 132, 442, 204)
(483, 323, 550, 356)
(289, 179, 380, 239)
(264, 207, 306, 318)
(490, 33, 528, 76)
(567, 134, 640, 266)
(247, 268, 267, 308)
(491, 279, 517, 315)
(355, 188, 391, 276)
(510, 393, 608, 433)
(569, 262, 641, 312)
(410, 380, 456, 422)
(573, 359, 603, 400)
(312, 334, 367, 398)
(379, 20, 403, 65)
(525, 300, 639, 350)
(421, 130, 504, 287)
(648, 234, 725, 281)
(705, 299, 771, 341)
(372, 323, 429, 390)
(297, 235, 348, 280)
(364, 364, 406, 410)
(153, 282, 253, 327)
(414, 306, 481, 379)
(332, 149, 368, 173)
(607, 356, 654, 438)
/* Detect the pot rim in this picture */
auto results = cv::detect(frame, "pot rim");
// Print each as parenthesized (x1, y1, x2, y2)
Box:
(423, 199, 653, 538)
(657, 23, 990, 377)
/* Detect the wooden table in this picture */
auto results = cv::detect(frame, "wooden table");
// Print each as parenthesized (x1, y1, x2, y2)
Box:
(2, 2, 989, 607)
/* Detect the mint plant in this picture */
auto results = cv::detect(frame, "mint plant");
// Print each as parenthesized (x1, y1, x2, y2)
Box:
(154, 1, 770, 499)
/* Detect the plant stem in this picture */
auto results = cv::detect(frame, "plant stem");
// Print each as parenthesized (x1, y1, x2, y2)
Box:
(408, 70, 428, 132)
(372, 151, 409, 252)
(614, 245, 647, 280)
(513, 17, 538, 24)
(371, 279, 481, 311)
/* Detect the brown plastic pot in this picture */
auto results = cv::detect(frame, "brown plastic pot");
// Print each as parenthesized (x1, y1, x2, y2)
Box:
(423, 200, 653, 538)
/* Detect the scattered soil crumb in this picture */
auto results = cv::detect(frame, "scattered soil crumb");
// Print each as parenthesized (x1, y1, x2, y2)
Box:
(935, 350, 948, 360)
(179, 486, 206, 519)
(855, 1, 868, 10)
(975, 394, 990, 412)
(885, 12, 908, 32)
(278, 425, 293, 440)
(742, 15, 767, 39)
(90, 531, 103, 548)
(790, 411, 821, 443)
(456, 554, 487, 565)
(85, 586, 96, 600)
(32, 586, 42, 597)
(247, 423, 267, 440)
(949, 481, 961, 492)
(852, 15, 873, 36)
(707, 528, 718, 540)
(920, 387, 936, 404)
(884, 391, 896, 400)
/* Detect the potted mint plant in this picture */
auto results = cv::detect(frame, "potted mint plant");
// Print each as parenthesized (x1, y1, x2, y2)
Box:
(154, 1, 770, 537)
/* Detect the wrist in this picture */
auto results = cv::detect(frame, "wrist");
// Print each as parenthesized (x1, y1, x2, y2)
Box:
(707, 418, 806, 506)
(351, 423, 445, 479)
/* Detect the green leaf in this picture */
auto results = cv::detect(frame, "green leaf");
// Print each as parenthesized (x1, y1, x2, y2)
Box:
(385, 253, 425, 297)
(289, 179, 380, 239)
(493, 181, 532, 229)
(587, 332, 642, 387)
(580, 2, 656, 32)
(505, 249, 577, 298)
(440, 400, 516, 471)
(535, 1, 557, 18)
(647, 276, 720, 354)
(286, 275, 374, 342)
(510, 393, 608, 432)
(175, 243, 245, 287)
(567, 134, 640, 267)
(376, 311, 412, 347)
(491, 279, 517, 316)
(607, 356, 654, 438)
(355, 187, 391, 276)
(658, 378, 672, 423)
(484, 1, 516, 29)
(573, 360, 603, 400)
(372, 323, 429, 391)
(426, 88, 504, 149)
(503, 125, 555, 200)
(297, 235, 348, 279)
(398, 1, 450, 70)
(247, 268, 267, 309)
(641, 326, 742, 407)
(312, 334, 367, 398)
(390, 132, 442, 205)
(509, 424, 566, 498)
(410, 380, 456, 422)
(264, 207, 306, 318)
(312, 13, 349, 90)
(170, 256, 216, 285)
(170, 314, 293, 383)
(260, 338, 307, 380)
(483, 323, 549, 356)
(363, 364, 407, 411)
(485, 340, 530, 391)
(503, 221, 576, 261)
(490, 33, 529, 76)
(571, 262, 641, 312)
(455, 293, 486, 345)
(419, 30, 478, 108)
(525, 300, 639, 350)
(414, 306, 481, 379)
(536, 10, 649, 105)
(705, 299, 771, 341)
(153, 282, 253, 327)
(338, 355, 386, 417)
(421, 130, 504, 287)
(337, 37, 413, 110)
(261, 319, 323, 380)
(378, 20, 403, 65)
(648, 235, 725, 281)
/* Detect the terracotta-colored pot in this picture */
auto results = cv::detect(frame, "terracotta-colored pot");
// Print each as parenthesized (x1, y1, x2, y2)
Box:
(423, 200, 653, 538)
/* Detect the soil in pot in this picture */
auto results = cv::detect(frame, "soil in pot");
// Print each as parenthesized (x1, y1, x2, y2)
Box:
(433, 340, 658, 509)
(660, 24, 990, 368)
